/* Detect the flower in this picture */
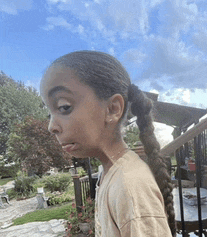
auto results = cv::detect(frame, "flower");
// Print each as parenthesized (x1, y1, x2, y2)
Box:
(78, 212, 83, 218)
(66, 198, 95, 236)
(86, 197, 93, 204)
(67, 223, 72, 229)
(89, 229, 93, 235)
(70, 212, 74, 218)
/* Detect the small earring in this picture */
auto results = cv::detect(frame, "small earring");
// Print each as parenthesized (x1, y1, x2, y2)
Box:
(109, 119, 113, 122)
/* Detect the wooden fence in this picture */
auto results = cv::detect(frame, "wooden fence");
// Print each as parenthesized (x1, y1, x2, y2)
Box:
(72, 173, 98, 212)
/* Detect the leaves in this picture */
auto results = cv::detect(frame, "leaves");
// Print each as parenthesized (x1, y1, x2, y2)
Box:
(123, 125, 140, 148)
(0, 72, 48, 157)
(7, 116, 72, 176)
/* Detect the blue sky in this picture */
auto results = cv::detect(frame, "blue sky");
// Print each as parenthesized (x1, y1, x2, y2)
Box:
(1, 0, 207, 110)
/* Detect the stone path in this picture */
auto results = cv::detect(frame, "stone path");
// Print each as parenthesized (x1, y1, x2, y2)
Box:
(0, 197, 39, 227)
(0, 219, 66, 237)
(0, 181, 66, 236)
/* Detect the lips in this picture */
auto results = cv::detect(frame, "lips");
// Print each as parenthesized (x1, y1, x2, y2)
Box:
(62, 143, 78, 153)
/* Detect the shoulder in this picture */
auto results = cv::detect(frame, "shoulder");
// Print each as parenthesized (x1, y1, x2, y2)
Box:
(107, 150, 166, 226)
(109, 150, 159, 195)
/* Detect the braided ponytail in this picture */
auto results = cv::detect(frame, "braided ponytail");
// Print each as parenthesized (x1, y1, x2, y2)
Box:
(128, 84, 176, 236)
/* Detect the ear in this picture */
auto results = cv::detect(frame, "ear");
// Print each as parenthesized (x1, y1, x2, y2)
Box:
(105, 94, 125, 124)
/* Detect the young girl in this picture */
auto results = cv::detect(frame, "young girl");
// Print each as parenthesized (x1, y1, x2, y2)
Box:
(40, 50, 176, 236)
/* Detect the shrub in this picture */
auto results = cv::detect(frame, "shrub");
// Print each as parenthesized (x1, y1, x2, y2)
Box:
(14, 173, 38, 196)
(47, 191, 73, 206)
(77, 167, 87, 177)
(32, 177, 46, 191)
(90, 158, 101, 173)
(0, 164, 19, 178)
(43, 173, 72, 193)
(7, 188, 17, 200)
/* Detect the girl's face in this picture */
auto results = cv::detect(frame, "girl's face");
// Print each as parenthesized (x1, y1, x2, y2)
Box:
(40, 66, 108, 158)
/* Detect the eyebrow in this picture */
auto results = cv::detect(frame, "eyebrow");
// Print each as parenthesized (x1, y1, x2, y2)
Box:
(48, 86, 73, 97)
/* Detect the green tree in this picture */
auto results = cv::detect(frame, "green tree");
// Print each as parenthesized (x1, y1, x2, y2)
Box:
(0, 71, 48, 158)
(123, 125, 140, 148)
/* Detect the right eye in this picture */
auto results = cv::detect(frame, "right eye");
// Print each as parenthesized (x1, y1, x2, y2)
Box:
(58, 105, 72, 114)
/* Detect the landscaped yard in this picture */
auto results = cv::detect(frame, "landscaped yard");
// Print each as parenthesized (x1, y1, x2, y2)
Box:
(0, 171, 96, 236)
(12, 202, 73, 226)
(1, 173, 75, 224)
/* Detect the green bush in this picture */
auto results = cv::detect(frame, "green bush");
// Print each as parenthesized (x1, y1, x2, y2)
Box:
(32, 177, 46, 191)
(47, 191, 72, 206)
(7, 188, 17, 200)
(0, 164, 19, 178)
(90, 158, 101, 173)
(43, 173, 71, 193)
(14, 173, 38, 196)
(77, 167, 87, 177)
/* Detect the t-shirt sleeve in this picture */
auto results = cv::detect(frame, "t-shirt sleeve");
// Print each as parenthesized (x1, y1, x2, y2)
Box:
(120, 216, 172, 237)
(108, 163, 172, 237)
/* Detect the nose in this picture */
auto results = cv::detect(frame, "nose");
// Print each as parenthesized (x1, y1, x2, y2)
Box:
(48, 116, 61, 135)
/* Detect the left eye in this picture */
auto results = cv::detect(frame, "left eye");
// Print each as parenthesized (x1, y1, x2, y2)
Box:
(58, 105, 71, 113)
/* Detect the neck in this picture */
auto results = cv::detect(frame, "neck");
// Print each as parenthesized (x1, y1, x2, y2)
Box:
(98, 139, 129, 175)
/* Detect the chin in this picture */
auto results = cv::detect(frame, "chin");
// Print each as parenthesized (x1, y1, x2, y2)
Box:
(69, 150, 90, 159)
(73, 155, 89, 159)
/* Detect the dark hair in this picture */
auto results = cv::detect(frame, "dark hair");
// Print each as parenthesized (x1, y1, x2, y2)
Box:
(51, 50, 176, 236)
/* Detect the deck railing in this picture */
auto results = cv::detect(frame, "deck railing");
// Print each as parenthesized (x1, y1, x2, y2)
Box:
(72, 173, 98, 212)
(161, 117, 207, 237)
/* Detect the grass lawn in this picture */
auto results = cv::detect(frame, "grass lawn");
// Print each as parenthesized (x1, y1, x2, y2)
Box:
(0, 177, 13, 186)
(12, 202, 73, 226)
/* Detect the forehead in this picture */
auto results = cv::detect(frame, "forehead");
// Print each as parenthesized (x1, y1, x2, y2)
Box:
(41, 66, 84, 99)
(41, 66, 77, 89)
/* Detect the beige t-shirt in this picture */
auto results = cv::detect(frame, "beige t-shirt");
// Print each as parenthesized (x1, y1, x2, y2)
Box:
(95, 150, 172, 237)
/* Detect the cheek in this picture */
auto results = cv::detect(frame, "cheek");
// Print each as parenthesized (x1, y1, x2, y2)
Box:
(71, 110, 105, 141)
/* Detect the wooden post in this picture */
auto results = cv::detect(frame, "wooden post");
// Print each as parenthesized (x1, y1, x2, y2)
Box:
(72, 174, 82, 213)
(86, 158, 94, 199)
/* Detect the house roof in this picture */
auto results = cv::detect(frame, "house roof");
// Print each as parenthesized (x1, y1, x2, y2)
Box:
(152, 101, 207, 129)
(128, 91, 207, 129)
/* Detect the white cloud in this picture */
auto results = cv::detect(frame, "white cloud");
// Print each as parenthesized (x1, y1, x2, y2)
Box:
(154, 122, 174, 148)
(108, 47, 115, 56)
(43, 16, 71, 31)
(193, 29, 207, 53)
(123, 49, 147, 66)
(25, 78, 41, 93)
(0, 0, 33, 15)
(107, 0, 149, 35)
(181, 89, 191, 103)
(157, 0, 198, 38)
(47, 0, 70, 4)
(143, 36, 203, 76)
(192, 11, 207, 53)
(45, 0, 152, 39)
(44, 0, 207, 93)
(158, 88, 207, 109)
(77, 24, 84, 34)
(125, 36, 207, 90)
